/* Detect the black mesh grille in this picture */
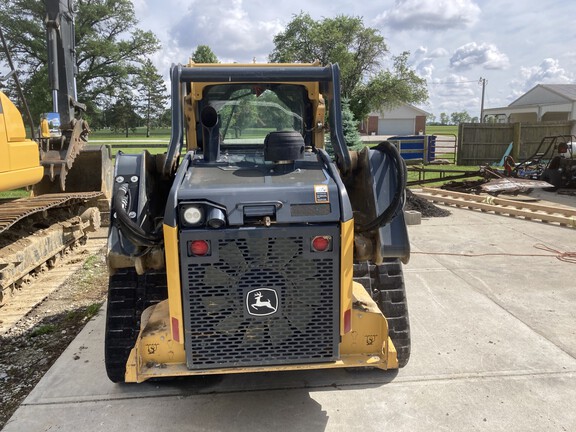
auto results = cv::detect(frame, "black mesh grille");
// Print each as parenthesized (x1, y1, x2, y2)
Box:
(181, 228, 339, 369)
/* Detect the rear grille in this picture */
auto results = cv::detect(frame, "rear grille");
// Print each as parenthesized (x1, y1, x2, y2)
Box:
(180, 226, 340, 370)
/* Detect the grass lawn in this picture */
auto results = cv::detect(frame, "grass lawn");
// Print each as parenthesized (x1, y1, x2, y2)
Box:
(406, 163, 481, 188)
(425, 125, 459, 136)
(0, 189, 30, 199)
(89, 127, 170, 155)
(90, 127, 171, 140)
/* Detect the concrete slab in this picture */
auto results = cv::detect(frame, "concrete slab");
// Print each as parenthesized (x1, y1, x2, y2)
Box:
(3, 207, 576, 432)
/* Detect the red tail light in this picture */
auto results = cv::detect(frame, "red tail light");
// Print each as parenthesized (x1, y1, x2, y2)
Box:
(189, 240, 210, 256)
(311, 236, 331, 252)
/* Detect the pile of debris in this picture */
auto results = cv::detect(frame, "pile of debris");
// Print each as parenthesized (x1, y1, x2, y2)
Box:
(405, 189, 451, 217)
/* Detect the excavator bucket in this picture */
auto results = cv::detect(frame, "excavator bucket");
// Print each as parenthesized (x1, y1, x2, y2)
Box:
(33, 145, 113, 222)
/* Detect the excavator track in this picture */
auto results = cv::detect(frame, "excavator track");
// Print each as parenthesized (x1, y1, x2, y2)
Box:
(0, 192, 102, 234)
(0, 192, 104, 305)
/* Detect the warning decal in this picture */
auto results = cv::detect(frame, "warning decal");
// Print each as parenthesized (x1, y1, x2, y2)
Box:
(314, 184, 329, 203)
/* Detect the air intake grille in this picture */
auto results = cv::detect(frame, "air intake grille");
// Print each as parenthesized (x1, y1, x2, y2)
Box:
(180, 226, 340, 370)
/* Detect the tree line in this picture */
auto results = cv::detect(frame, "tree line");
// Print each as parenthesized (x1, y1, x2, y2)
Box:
(426, 111, 480, 125)
(0, 2, 428, 137)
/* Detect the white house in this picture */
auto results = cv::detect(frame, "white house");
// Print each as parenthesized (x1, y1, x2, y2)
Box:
(360, 103, 429, 136)
(483, 84, 576, 125)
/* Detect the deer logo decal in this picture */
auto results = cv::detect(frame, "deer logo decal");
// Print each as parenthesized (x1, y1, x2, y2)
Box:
(246, 288, 279, 317)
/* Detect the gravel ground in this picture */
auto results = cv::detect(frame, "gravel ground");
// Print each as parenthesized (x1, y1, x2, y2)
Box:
(0, 250, 108, 429)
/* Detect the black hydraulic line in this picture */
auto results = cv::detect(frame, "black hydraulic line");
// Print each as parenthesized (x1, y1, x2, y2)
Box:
(355, 141, 407, 233)
(113, 183, 162, 248)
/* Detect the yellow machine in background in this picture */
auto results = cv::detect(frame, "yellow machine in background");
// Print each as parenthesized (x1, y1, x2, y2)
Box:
(0, 0, 112, 305)
(0, 92, 43, 191)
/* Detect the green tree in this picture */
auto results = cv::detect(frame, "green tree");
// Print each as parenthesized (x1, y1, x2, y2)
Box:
(0, 0, 160, 122)
(191, 45, 219, 63)
(270, 13, 385, 98)
(219, 93, 257, 138)
(440, 112, 449, 125)
(259, 90, 294, 131)
(269, 13, 427, 120)
(349, 52, 428, 120)
(341, 98, 361, 148)
(232, 97, 257, 137)
(108, 93, 141, 137)
(450, 111, 471, 125)
(135, 59, 168, 137)
(158, 108, 172, 128)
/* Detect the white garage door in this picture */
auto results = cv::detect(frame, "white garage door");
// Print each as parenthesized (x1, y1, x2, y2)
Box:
(377, 119, 414, 135)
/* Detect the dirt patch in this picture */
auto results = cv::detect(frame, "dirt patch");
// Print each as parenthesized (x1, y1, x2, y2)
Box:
(0, 250, 108, 429)
(406, 189, 451, 217)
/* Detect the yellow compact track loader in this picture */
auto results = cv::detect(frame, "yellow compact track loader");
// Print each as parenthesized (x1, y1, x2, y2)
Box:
(105, 62, 411, 383)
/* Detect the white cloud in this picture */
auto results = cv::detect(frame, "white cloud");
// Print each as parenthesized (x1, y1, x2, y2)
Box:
(376, 0, 481, 30)
(169, 0, 282, 62)
(450, 42, 510, 71)
(429, 48, 449, 58)
(414, 46, 427, 57)
(416, 58, 434, 80)
(520, 58, 574, 86)
(432, 74, 476, 98)
(509, 58, 575, 97)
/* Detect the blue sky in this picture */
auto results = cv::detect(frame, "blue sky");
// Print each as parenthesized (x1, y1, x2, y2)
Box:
(133, 0, 576, 120)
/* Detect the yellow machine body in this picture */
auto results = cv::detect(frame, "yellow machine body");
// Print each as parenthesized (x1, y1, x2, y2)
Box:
(0, 91, 43, 192)
(124, 221, 398, 383)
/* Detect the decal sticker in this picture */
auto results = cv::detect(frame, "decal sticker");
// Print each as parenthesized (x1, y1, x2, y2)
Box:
(146, 343, 159, 355)
(246, 288, 279, 317)
(314, 184, 329, 203)
(365, 335, 377, 346)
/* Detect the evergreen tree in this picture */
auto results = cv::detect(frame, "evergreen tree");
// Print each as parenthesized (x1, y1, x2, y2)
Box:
(135, 59, 168, 137)
(341, 98, 362, 149)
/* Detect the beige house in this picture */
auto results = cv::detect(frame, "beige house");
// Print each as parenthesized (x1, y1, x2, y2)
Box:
(483, 84, 576, 124)
(360, 103, 429, 136)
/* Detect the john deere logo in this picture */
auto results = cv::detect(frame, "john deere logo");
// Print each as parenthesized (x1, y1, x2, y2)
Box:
(246, 289, 279, 317)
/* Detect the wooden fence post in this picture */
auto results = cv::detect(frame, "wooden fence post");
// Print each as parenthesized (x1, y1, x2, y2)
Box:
(512, 122, 521, 161)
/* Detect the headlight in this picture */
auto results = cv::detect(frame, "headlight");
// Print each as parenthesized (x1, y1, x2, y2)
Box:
(182, 205, 204, 225)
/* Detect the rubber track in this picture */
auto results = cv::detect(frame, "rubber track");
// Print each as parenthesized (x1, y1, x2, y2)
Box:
(353, 260, 411, 367)
(104, 268, 168, 383)
(0, 192, 102, 234)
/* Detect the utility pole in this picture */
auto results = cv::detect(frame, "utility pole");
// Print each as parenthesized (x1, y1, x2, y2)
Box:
(479, 77, 486, 123)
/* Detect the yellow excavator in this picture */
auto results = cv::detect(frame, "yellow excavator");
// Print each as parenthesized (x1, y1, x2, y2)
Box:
(0, 0, 111, 305)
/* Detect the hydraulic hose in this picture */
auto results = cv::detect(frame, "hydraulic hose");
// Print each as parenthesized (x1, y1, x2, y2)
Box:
(355, 141, 407, 233)
(113, 183, 162, 248)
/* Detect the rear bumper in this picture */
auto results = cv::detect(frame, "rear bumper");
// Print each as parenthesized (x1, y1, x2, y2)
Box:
(125, 282, 398, 383)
